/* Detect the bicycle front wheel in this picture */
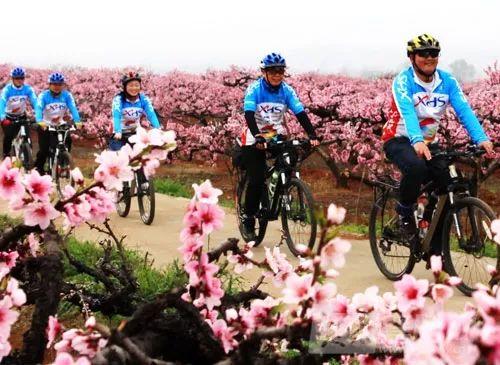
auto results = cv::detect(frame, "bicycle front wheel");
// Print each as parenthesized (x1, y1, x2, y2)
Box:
(369, 190, 415, 281)
(281, 178, 317, 256)
(19, 142, 33, 171)
(442, 197, 498, 296)
(116, 182, 132, 218)
(53, 151, 74, 198)
(138, 177, 155, 225)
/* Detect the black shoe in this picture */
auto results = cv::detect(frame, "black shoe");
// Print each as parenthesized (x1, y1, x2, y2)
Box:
(241, 214, 256, 241)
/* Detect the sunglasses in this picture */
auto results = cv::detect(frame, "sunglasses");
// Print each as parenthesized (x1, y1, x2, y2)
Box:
(415, 49, 440, 58)
(266, 68, 286, 76)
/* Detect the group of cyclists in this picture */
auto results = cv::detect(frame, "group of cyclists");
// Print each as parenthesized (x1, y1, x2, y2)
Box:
(0, 33, 495, 257)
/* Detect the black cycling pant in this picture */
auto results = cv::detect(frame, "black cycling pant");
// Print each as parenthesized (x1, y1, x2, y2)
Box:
(1, 121, 21, 158)
(384, 137, 449, 207)
(241, 146, 267, 217)
(35, 129, 72, 174)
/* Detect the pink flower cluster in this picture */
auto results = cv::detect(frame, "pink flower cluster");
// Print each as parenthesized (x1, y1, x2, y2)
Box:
(47, 316, 106, 364)
(0, 250, 26, 362)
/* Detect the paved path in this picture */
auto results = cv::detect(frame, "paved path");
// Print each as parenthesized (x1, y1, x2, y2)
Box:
(68, 194, 473, 312)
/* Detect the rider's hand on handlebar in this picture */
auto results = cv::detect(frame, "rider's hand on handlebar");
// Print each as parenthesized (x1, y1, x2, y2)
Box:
(255, 135, 267, 150)
(114, 132, 122, 140)
(413, 141, 432, 160)
(479, 140, 495, 157)
(75, 122, 83, 130)
(38, 122, 47, 131)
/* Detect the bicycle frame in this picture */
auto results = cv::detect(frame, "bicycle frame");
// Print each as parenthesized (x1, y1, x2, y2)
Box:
(260, 141, 305, 221)
(48, 125, 74, 171)
(9, 116, 32, 156)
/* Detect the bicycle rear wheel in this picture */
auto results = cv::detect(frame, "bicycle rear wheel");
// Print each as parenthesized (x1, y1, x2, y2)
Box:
(369, 190, 415, 280)
(236, 170, 268, 246)
(281, 178, 317, 256)
(138, 176, 155, 225)
(442, 197, 498, 296)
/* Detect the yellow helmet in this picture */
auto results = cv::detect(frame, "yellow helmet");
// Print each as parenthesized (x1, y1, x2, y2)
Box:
(407, 33, 440, 56)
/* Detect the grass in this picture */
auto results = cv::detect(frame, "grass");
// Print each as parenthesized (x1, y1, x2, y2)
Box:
(338, 222, 369, 237)
(154, 177, 235, 209)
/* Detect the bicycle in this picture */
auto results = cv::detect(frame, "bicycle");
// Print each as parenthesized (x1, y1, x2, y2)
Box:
(113, 132, 156, 225)
(369, 145, 498, 295)
(46, 123, 76, 198)
(7, 114, 35, 171)
(235, 138, 317, 256)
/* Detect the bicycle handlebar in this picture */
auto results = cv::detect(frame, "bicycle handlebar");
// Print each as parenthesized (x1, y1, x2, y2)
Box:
(432, 145, 487, 159)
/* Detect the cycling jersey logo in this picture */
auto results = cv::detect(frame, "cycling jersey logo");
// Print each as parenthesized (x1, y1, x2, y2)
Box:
(415, 95, 447, 108)
(395, 74, 411, 101)
(258, 104, 284, 114)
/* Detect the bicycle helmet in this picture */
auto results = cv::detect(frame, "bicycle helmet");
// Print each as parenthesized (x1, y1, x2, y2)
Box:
(48, 72, 65, 84)
(260, 53, 287, 69)
(407, 34, 440, 56)
(10, 67, 25, 78)
(121, 71, 141, 88)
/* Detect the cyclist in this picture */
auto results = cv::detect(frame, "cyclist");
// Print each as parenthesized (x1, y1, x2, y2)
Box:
(0, 67, 37, 158)
(381, 34, 494, 253)
(109, 71, 160, 151)
(34, 72, 82, 174)
(237, 52, 320, 239)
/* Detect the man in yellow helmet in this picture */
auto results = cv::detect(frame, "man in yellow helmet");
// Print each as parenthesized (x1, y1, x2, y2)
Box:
(381, 33, 494, 250)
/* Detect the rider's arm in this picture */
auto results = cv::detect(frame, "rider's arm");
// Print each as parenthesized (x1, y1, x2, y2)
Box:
(0, 85, 9, 120)
(111, 95, 122, 133)
(283, 84, 317, 139)
(27, 86, 37, 112)
(65, 91, 81, 123)
(392, 73, 423, 145)
(35, 92, 45, 123)
(141, 94, 160, 128)
(244, 111, 260, 137)
(243, 83, 261, 137)
(295, 111, 317, 139)
(448, 75, 489, 145)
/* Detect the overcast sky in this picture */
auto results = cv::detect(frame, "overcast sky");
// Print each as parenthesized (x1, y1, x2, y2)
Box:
(1, 0, 498, 76)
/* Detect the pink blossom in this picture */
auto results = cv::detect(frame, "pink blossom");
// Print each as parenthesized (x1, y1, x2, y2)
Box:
(197, 202, 225, 235)
(0, 163, 24, 201)
(351, 286, 382, 313)
(209, 319, 237, 353)
(70, 167, 84, 186)
(47, 315, 62, 348)
(327, 203, 346, 225)
(192, 180, 223, 205)
(320, 237, 351, 268)
(282, 273, 313, 304)
(6, 278, 26, 307)
(28, 233, 40, 257)
(23, 201, 60, 229)
(179, 237, 204, 261)
(24, 170, 53, 201)
(310, 282, 337, 319)
(492, 219, 500, 244)
(143, 158, 160, 178)
(93, 149, 133, 191)
(430, 255, 442, 273)
(394, 274, 428, 313)
(52, 352, 91, 365)
(431, 284, 453, 304)
(0, 296, 19, 340)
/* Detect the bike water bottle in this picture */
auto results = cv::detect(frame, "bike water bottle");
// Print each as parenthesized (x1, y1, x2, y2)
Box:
(268, 170, 279, 198)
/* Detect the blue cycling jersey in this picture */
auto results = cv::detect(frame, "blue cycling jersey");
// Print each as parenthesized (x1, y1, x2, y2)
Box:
(382, 67, 488, 145)
(240, 78, 305, 146)
(0, 83, 37, 120)
(35, 90, 80, 125)
(111, 93, 160, 133)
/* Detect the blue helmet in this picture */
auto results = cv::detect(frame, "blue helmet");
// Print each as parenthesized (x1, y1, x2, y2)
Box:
(10, 67, 25, 78)
(48, 72, 65, 84)
(260, 52, 287, 69)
